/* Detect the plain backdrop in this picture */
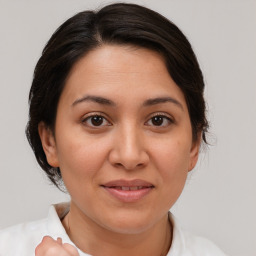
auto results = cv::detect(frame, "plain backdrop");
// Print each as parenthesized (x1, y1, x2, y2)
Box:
(0, 0, 255, 255)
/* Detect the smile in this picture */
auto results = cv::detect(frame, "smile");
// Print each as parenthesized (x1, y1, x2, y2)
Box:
(110, 186, 147, 190)
(101, 179, 154, 202)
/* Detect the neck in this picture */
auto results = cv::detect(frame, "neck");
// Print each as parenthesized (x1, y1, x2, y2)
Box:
(62, 203, 172, 256)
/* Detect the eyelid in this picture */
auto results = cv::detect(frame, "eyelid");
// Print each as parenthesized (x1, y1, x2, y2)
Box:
(145, 112, 175, 126)
(81, 112, 112, 127)
(147, 112, 174, 121)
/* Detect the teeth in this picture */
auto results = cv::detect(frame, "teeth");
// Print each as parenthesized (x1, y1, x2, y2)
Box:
(120, 186, 144, 191)
(108, 186, 152, 191)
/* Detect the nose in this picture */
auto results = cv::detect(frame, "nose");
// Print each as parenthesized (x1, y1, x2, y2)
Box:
(108, 125, 149, 170)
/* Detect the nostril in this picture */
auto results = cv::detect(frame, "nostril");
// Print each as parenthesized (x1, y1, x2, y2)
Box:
(108, 144, 149, 170)
(114, 161, 145, 170)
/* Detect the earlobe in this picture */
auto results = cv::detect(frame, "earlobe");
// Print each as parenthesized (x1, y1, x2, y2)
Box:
(38, 122, 59, 167)
(188, 135, 201, 172)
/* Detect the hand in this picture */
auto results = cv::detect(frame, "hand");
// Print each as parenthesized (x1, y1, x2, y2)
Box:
(35, 236, 79, 256)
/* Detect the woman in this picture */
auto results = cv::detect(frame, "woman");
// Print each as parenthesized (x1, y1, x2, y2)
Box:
(0, 3, 227, 256)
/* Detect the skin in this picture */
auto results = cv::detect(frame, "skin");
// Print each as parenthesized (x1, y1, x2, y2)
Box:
(35, 237, 79, 256)
(38, 45, 201, 256)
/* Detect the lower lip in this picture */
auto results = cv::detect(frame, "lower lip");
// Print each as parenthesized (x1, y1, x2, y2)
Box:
(102, 187, 153, 203)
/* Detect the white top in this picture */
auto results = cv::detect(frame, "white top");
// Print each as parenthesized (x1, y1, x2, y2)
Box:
(0, 203, 227, 256)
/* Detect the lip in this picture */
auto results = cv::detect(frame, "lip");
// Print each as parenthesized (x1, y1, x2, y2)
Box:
(101, 179, 154, 203)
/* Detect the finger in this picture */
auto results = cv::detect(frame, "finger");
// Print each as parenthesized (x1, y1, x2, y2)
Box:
(35, 236, 68, 256)
(35, 236, 54, 253)
(41, 236, 55, 243)
(63, 243, 80, 256)
(57, 237, 63, 244)
(35, 236, 55, 255)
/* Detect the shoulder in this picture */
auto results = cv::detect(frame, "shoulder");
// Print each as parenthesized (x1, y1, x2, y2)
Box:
(168, 214, 228, 256)
(0, 218, 48, 256)
(180, 230, 227, 256)
(0, 203, 70, 256)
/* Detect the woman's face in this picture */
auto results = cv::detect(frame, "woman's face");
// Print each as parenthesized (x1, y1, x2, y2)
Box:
(40, 45, 200, 234)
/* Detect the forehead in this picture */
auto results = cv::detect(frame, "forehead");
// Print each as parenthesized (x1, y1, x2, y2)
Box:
(61, 45, 186, 107)
(67, 45, 167, 80)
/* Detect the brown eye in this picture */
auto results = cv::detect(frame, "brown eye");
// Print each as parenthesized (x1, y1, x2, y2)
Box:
(151, 116, 164, 126)
(145, 114, 173, 127)
(82, 115, 111, 127)
(91, 116, 104, 126)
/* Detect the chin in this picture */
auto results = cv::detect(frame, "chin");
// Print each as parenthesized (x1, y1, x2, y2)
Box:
(99, 210, 157, 235)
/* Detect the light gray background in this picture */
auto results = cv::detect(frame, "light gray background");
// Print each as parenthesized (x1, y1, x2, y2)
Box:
(0, 1, 255, 255)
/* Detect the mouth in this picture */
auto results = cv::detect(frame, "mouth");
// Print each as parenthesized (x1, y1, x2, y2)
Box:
(107, 186, 151, 191)
(101, 179, 154, 202)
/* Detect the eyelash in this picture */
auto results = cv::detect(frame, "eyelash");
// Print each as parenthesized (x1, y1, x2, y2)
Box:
(81, 113, 174, 128)
(145, 113, 174, 127)
(81, 113, 111, 128)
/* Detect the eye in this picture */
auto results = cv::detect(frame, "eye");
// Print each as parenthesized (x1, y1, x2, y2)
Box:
(145, 114, 173, 127)
(82, 114, 111, 127)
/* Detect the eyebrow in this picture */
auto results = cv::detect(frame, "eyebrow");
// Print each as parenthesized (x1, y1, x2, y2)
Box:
(143, 97, 184, 110)
(72, 95, 116, 107)
(72, 95, 183, 110)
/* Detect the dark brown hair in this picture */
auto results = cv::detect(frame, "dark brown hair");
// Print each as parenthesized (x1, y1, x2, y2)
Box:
(26, 3, 208, 189)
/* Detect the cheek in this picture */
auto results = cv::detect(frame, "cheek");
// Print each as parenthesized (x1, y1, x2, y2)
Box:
(153, 138, 191, 169)
(146, 139, 190, 211)
(152, 138, 191, 189)
(55, 134, 111, 186)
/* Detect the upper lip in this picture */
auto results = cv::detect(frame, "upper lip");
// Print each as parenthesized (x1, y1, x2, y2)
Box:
(102, 179, 154, 188)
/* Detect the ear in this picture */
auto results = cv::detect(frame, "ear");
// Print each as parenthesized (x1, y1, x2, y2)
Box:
(188, 133, 201, 172)
(38, 122, 59, 167)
